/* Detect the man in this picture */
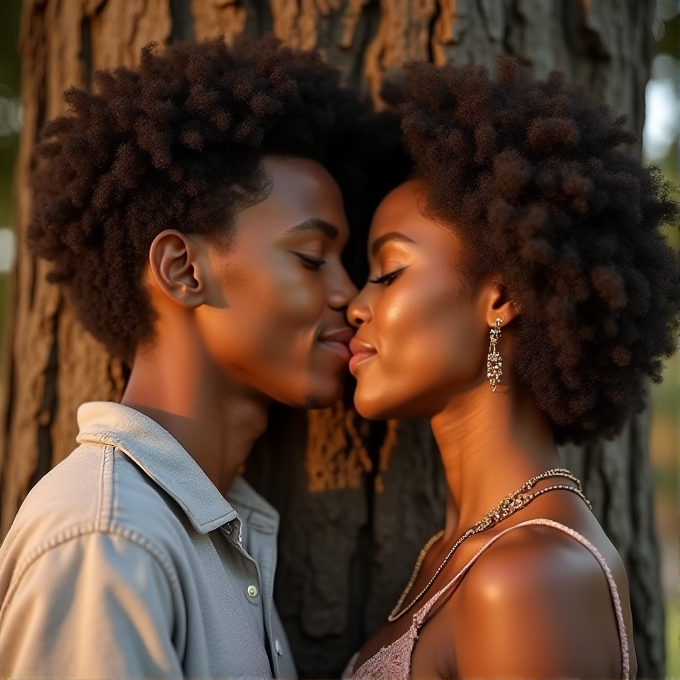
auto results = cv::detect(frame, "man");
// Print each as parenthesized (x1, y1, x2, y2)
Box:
(0, 36, 398, 678)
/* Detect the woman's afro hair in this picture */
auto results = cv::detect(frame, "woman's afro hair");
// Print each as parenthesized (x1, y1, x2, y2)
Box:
(28, 36, 407, 364)
(394, 56, 680, 444)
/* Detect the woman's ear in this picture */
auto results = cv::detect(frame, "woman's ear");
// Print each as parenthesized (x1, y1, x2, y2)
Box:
(148, 230, 207, 308)
(483, 280, 520, 328)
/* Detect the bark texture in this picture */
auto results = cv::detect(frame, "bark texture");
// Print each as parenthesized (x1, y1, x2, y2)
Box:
(0, 0, 665, 677)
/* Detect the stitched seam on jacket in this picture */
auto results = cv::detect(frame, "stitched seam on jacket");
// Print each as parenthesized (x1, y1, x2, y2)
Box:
(0, 525, 182, 631)
(94, 431, 236, 531)
(95, 444, 115, 532)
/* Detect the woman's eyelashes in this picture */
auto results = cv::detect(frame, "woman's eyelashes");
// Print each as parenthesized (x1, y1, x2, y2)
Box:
(369, 267, 406, 286)
(294, 252, 326, 270)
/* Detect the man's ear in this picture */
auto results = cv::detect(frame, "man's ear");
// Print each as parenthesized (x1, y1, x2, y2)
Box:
(148, 230, 207, 308)
(483, 280, 520, 329)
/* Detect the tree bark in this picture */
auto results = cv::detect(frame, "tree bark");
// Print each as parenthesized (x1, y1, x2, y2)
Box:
(0, 0, 665, 677)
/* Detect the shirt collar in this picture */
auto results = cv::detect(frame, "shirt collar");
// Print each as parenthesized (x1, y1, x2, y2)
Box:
(76, 401, 278, 534)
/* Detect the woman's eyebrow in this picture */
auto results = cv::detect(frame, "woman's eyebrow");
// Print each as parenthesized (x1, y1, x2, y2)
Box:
(284, 218, 339, 240)
(371, 231, 416, 256)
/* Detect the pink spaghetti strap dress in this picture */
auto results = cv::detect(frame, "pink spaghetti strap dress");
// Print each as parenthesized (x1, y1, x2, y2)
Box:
(346, 519, 630, 680)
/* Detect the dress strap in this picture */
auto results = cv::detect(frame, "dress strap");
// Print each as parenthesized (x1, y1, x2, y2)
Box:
(411, 518, 629, 680)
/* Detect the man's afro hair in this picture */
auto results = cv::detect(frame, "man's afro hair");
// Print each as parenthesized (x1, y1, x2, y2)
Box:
(27, 36, 407, 363)
(394, 56, 680, 444)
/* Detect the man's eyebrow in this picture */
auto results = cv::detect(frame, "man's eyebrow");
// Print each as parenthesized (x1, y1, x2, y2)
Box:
(284, 218, 339, 240)
(371, 231, 416, 256)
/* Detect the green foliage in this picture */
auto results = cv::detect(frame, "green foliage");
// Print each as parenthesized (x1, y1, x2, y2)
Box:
(651, 9, 680, 677)
(0, 0, 21, 93)
(657, 13, 680, 60)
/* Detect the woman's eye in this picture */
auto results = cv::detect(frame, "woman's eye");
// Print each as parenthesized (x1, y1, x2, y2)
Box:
(369, 267, 406, 286)
(294, 253, 326, 270)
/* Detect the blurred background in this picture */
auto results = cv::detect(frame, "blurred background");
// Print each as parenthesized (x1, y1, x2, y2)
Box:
(648, 2, 680, 676)
(0, 1, 20, 366)
(0, 0, 677, 675)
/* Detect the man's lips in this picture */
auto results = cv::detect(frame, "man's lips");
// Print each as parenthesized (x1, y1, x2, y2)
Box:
(348, 338, 377, 374)
(318, 327, 355, 362)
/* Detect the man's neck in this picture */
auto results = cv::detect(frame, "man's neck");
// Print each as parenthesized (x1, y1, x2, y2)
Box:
(122, 338, 269, 495)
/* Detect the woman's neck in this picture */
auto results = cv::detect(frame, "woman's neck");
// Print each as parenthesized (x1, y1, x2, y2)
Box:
(122, 330, 270, 495)
(431, 376, 562, 540)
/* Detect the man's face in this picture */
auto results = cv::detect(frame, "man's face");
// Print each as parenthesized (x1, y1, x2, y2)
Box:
(196, 156, 357, 408)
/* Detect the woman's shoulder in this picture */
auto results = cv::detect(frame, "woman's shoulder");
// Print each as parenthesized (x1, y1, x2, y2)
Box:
(461, 517, 622, 588)
(449, 518, 630, 679)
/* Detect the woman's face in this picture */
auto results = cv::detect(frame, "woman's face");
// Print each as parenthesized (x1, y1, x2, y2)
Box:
(347, 179, 492, 420)
(198, 157, 357, 408)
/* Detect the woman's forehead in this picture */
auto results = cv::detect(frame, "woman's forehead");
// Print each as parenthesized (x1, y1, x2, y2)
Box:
(370, 180, 458, 245)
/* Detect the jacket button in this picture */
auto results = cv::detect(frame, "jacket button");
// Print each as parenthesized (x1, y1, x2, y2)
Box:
(275, 639, 283, 656)
(246, 584, 259, 598)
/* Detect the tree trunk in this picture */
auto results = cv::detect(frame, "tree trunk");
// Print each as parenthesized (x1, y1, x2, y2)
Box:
(0, 0, 665, 677)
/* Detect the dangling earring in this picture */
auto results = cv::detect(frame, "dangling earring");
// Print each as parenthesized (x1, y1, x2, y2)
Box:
(487, 318, 503, 392)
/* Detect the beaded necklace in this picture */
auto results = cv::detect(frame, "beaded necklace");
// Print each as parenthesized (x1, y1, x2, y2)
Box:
(388, 468, 591, 622)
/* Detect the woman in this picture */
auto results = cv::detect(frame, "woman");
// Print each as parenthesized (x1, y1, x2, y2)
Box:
(346, 57, 680, 679)
(0, 37, 399, 679)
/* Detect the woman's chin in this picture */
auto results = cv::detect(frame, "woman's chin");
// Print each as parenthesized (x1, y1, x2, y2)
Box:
(354, 385, 437, 421)
(353, 391, 401, 421)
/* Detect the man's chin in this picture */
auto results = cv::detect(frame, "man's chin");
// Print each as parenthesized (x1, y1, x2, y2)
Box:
(301, 393, 322, 409)
(291, 385, 343, 410)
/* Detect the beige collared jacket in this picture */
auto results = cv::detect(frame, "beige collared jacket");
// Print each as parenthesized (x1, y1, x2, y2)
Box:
(0, 401, 297, 679)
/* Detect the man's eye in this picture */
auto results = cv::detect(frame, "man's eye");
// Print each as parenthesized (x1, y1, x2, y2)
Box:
(369, 267, 406, 286)
(294, 253, 326, 270)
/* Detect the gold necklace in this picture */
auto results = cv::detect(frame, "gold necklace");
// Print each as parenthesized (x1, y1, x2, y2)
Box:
(388, 468, 591, 622)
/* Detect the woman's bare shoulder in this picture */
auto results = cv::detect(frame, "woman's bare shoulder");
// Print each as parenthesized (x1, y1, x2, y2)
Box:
(449, 522, 629, 679)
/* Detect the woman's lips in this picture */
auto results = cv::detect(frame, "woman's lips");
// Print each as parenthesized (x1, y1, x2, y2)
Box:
(348, 338, 377, 374)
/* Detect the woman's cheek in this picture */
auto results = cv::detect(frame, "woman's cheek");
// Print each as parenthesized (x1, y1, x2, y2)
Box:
(381, 288, 415, 329)
(374, 292, 421, 374)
